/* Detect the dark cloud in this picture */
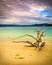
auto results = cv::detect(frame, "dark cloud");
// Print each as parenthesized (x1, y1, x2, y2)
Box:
(0, 0, 52, 15)
(0, 0, 30, 18)
(46, 15, 52, 18)
(41, 0, 52, 6)
(19, 0, 52, 6)
(0, 0, 52, 24)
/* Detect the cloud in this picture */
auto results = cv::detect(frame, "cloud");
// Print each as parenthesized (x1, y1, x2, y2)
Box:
(0, 0, 52, 24)
(46, 15, 52, 18)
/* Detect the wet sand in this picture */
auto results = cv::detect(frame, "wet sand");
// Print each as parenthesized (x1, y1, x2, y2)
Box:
(0, 38, 52, 65)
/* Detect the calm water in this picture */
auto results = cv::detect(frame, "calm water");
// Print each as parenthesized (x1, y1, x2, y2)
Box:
(0, 27, 52, 40)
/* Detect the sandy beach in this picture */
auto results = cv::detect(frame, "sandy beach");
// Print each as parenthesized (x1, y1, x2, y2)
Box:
(0, 38, 52, 65)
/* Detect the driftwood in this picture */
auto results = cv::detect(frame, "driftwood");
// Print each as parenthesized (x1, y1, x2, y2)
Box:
(13, 29, 46, 50)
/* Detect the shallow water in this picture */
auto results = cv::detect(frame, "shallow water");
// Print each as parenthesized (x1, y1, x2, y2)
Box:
(0, 27, 52, 39)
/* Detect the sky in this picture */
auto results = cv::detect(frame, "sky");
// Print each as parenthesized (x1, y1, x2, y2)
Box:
(0, 0, 52, 25)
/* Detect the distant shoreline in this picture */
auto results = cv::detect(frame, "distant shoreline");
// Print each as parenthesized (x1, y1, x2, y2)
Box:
(0, 24, 52, 27)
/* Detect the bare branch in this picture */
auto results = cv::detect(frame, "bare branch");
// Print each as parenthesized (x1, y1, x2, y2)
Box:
(13, 40, 34, 45)
(16, 34, 37, 41)
(39, 31, 46, 38)
(39, 42, 45, 47)
(13, 40, 37, 47)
